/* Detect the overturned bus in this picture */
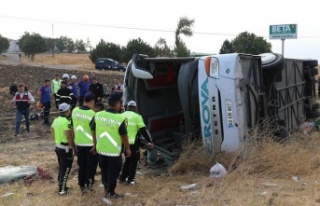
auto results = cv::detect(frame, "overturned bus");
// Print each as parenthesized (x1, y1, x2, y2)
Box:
(122, 53, 319, 158)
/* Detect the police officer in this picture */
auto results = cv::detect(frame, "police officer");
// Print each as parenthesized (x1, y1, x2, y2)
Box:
(71, 93, 98, 194)
(12, 84, 35, 136)
(119, 100, 154, 185)
(51, 103, 75, 195)
(91, 92, 131, 203)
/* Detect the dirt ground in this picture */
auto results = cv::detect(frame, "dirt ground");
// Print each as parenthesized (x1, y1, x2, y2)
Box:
(2, 59, 320, 206)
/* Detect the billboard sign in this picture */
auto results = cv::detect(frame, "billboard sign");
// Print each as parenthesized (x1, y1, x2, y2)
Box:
(269, 24, 297, 39)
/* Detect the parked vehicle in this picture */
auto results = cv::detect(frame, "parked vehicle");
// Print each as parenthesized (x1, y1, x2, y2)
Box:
(123, 53, 319, 162)
(95, 58, 126, 71)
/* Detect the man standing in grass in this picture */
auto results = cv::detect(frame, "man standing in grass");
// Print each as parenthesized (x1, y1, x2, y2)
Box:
(51, 103, 75, 195)
(119, 100, 154, 185)
(71, 93, 98, 195)
(91, 92, 131, 204)
(39, 79, 52, 126)
(12, 84, 35, 137)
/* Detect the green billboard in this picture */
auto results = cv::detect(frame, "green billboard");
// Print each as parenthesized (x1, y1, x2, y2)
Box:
(269, 24, 297, 39)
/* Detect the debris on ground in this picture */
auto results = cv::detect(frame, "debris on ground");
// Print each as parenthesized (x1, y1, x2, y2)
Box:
(292, 176, 300, 182)
(299, 122, 315, 135)
(0, 165, 52, 186)
(259, 191, 268, 196)
(0, 193, 15, 198)
(180, 183, 196, 191)
(210, 163, 227, 178)
(262, 182, 278, 187)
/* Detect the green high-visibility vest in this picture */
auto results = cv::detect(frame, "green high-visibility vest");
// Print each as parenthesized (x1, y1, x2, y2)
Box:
(123, 111, 146, 144)
(95, 111, 126, 156)
(51, 116, 70, 144)
(52, 79, 61, 94)
(72, 107, 95, 146)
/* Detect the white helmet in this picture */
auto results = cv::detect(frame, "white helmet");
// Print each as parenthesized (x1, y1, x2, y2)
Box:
(71, 75, 77, 80)
(62, 73, 70, 79)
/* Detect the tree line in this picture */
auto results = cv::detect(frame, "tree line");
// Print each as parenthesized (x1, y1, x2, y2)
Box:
(0, 17, 272, 63)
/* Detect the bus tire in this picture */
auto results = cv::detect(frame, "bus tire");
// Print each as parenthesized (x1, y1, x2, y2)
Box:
(260, 53, 284, 72)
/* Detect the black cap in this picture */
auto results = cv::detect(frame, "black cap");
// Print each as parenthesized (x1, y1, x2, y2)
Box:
(108, 92, 121, 102)
(84, 92, 95, 102)
(61, 81, 67, 84)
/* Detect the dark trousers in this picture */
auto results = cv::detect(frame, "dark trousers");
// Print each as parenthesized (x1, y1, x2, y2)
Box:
(70, 97, 77, 109)
(79, 96, 85, 106)
(120, 149, 140, 182)
(42, 102, 51, 123)
(15, 108, 30, 134)
(77, 146, 99, 189)
(54, 94, 59, 109)
(99, 154, 122, 195)
(55, 147, 73, 192)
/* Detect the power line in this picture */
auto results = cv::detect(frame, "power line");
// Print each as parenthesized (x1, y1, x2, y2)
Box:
(0, 15, 243, 37)
(1, 15, 320, 39)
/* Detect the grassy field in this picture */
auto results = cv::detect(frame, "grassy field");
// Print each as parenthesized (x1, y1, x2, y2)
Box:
(22, 53, 94, 68)
(1, 131, 320, 206)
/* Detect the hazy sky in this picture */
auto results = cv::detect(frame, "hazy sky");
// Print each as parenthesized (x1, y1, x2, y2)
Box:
(1, 0, 320, 61)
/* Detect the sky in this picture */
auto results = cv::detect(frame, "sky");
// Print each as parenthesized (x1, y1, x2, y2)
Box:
(1, 0, 320, 61)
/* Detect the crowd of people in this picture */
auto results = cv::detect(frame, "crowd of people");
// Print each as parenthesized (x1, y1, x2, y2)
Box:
(10, 73, 155, 204)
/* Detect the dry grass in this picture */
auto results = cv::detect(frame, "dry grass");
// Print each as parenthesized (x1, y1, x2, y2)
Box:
(21, 53, 94, 68)
(2, 128, 320, 206)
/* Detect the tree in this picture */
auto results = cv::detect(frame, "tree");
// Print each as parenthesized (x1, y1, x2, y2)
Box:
(123, 38, 155, 63)
(0, 34, 9, 54)
(220, 32, 272, 55)
(75, 39, 86, 53)
(89, 39, 123, 63)
(56, 36, 68, 52)
(65, 38, 75, 53)
(154, 38, 173, 57)
(19, 32, 46, 61)
(219, 40, 234, 54)
(174, 17, 195, 57)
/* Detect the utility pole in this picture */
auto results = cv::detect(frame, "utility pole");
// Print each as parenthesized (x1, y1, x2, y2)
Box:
(281, 39, 285, 57)
(52, 23, 55, 58)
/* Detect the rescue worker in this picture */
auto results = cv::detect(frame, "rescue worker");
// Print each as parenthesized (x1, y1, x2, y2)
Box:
(119, 100, 154, 184)
(56, 81, 73, 105)
(51, 74, 61, 109)
(51, 103, 75, 195)
(91, 92, 131, 204)
(71, 93, 98, 194)
(12, 84, 35, 136)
